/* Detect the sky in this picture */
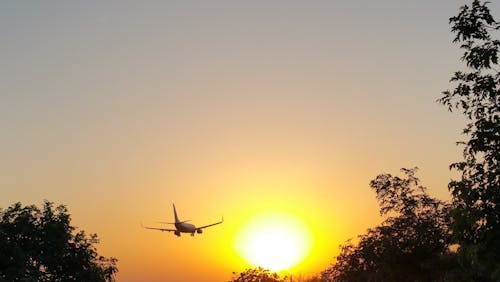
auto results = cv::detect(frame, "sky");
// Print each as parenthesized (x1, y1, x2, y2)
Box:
(2, 1, 499, 281)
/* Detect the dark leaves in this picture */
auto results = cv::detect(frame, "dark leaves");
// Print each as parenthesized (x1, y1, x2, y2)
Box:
(441, 1, 500, 279)
(322, 169, 453, 282)
(230, 267, 286, 282)
(0, 201, 118, 282)
(450, 0, 498, 43)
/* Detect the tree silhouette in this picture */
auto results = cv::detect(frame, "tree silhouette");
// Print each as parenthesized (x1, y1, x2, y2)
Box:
(229, 267, 286, 282)
(439, 0, 500, 279)
(322, 168, 457, 282)
(0, 201, 117, 281)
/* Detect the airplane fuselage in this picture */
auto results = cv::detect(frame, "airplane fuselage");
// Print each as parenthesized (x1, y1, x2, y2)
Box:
(175, 222, 197, 233)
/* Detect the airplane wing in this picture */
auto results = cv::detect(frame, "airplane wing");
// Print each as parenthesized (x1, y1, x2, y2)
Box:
(141, 222, 176, 232)
(197, 217, 224, 229)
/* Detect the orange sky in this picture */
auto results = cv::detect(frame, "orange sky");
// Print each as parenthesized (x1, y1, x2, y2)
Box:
(2, 1, 500, 281)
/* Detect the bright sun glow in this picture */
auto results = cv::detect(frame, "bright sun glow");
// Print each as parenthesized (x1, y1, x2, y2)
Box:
(234, 212, 313, 272)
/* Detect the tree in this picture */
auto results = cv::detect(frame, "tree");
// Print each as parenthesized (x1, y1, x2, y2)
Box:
(0, 201, 117, 281)
(229, 267, 286, 282)
(439, 0, 500, 279)
(322, 168, 456, 282)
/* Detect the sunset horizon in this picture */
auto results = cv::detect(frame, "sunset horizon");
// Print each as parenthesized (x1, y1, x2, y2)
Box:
(2, 1, 500, 281)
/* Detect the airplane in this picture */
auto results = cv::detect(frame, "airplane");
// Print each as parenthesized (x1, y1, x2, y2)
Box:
(142, 204, 223, 237)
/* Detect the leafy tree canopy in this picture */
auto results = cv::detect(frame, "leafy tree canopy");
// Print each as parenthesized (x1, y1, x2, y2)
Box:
(323, 1, 500, 281)
(229, 267, 286, 282)
(0, 201, 117, 282)
(322, 168, 456, 282)
(439, 0, 500, 279)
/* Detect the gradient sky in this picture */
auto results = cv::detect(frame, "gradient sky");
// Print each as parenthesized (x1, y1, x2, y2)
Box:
(2, 1, 499, 281)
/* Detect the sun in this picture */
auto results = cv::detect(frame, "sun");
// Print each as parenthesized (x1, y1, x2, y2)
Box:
(234, 212, 313, 272)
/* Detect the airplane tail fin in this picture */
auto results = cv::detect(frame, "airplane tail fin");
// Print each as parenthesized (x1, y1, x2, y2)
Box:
(173, 204, 180, 223)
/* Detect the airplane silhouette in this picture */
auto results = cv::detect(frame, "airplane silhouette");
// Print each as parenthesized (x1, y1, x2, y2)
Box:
(142, 204, 223, 237)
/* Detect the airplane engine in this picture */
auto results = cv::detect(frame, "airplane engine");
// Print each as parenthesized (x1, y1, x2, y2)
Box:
(197, 229, 203, 234)
(174, 230, 181, 237)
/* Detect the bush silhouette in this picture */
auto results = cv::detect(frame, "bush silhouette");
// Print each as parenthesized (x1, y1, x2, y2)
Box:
(322, 168, 458, 281)
(0, 201, 117, 281)
(230, 267, 286, 282)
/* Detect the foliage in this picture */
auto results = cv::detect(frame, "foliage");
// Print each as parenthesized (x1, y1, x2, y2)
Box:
(300, 276, 323, 282)
(322, 168, 456, 282)
(0, 201, 117, 282)
(229, 267, 286, 282)
(439, 0, 500, 279)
